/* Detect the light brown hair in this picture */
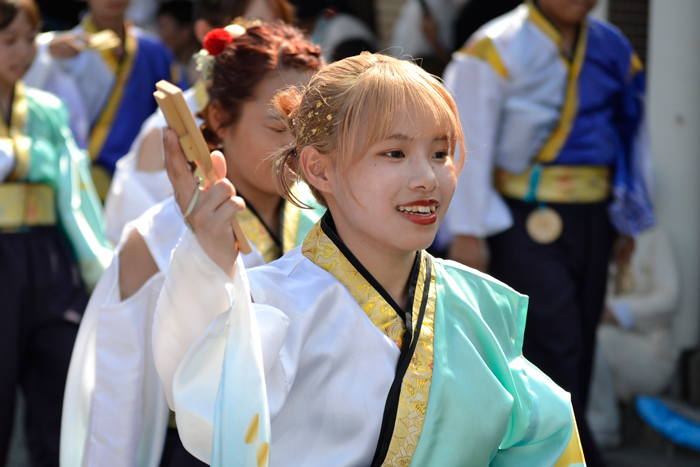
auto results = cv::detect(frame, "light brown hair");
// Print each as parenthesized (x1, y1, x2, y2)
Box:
(272, 52, 465, 208)
(0, 0, 40, 30)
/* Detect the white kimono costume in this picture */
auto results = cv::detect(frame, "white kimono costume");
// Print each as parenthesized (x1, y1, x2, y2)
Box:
(153, 214, 586, 466)
(61, 185, 324, 467)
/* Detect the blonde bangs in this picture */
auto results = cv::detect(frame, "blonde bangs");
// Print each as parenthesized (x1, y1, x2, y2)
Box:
(271, 53, 465, 208)
(335, 57, 465, 171)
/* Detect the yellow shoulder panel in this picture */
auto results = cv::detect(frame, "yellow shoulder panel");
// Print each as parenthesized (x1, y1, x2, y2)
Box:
(458, 36, 509, 80)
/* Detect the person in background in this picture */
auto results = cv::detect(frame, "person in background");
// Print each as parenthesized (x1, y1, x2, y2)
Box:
(294, 0, 376, 63)
(35, 0, 85, 31)
(587, 226, 680, 449)
(60, 20, 324, 467)
(0, 0, 111, 465)
(451, 0, 523, 52)
(157, 0, 201, 88)
(443, 0, 654, 465)
(390, 0, 469, 76)
(23, 0, 181, 200)
(103, 0, 296, 244)
(126, 0, 160, 31)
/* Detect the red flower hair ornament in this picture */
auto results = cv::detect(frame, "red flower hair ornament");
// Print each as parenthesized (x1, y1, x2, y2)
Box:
(196, 24, 247, 83)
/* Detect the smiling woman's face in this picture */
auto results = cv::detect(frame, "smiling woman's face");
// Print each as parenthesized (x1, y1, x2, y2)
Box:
(325, 107, 458, 255)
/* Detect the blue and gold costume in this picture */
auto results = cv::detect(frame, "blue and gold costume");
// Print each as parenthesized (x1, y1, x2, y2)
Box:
(444, 3, 654, 465)
(0, 83, 111, 464)
(25, 17, 181, 198)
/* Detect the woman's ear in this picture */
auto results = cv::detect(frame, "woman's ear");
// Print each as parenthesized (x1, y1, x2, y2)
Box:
(300, 146, 333, 196)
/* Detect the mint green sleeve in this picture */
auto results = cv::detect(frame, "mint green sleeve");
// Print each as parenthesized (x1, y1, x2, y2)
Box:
(492, 357, 585, 467)
(410, 261, 585, 466)
(51, 101, 113, 291)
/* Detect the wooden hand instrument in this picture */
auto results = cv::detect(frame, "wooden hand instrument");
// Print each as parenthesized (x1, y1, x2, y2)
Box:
(154, 79, 252, 254)
(86, 30, 121, 51)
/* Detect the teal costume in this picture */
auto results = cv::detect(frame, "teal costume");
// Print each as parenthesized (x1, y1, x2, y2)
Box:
(0, 83, 111, 466)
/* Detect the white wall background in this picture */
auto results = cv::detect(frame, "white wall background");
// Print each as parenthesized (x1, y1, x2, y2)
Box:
(647, 0, 700, 349)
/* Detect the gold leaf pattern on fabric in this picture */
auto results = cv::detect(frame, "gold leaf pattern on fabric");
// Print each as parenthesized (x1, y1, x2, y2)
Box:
(301, 221, 436, 465)
(302, 222, 406, 348)
(384, 262, 436, 466)
(281, 184, 303, 255)
(238, 207, 280, 264)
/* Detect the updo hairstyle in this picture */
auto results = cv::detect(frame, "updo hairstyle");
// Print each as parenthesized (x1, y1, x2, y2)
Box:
(201, 20, 323, 147)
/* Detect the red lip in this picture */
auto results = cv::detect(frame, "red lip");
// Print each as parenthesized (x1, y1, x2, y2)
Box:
(400, 211, 438, 225)
(400, 199, 439, 207)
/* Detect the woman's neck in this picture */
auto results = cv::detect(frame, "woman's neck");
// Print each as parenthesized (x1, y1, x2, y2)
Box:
(0, 82, 14, 125)
(332, 218, 417, 309)
(230, 174, 283, 236)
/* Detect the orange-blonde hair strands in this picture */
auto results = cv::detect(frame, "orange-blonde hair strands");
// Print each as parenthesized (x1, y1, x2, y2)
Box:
(271, 52, 465, 208)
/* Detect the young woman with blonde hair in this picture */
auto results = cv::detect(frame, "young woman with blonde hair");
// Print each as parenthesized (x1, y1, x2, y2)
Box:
(156, 52, 586, 466)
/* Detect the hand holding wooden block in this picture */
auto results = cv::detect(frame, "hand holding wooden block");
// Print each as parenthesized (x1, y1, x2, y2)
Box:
(154, 80, 252, 255)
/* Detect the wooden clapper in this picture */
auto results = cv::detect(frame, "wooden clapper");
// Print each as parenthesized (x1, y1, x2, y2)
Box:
(154, 80, 252, 254)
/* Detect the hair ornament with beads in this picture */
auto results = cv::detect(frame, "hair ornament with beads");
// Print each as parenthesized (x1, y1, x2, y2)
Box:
(271, 52, 465, 209)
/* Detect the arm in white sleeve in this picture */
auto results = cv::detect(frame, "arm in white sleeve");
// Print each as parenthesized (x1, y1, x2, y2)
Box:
(152, 230, 233, 408)
(609, 229, 679, 331)
(443, 53, 512, 237)
(153, 230, 289, 463)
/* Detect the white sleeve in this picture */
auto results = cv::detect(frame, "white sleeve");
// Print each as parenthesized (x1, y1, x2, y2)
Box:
(152, 231, 233, 407)
(610, 229, 680, 331)
(153, 231, 288, 463)
(443, 54, 513, 237)
(0, 138, 15, 181)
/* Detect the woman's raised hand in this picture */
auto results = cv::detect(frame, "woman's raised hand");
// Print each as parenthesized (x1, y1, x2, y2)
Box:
(163, 128, 245, 278)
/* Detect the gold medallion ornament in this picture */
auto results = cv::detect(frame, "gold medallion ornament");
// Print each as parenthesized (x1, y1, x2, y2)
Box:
(526, 207, 563, 244)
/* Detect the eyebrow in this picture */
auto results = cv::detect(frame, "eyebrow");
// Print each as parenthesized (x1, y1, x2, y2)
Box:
(386, 133, 449, 142)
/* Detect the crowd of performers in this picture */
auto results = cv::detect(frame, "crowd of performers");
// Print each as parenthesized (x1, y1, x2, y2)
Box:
(0, 0, 654, 466)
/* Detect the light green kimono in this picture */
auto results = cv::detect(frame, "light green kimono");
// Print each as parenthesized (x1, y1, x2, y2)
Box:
(6, 83, 112, 290)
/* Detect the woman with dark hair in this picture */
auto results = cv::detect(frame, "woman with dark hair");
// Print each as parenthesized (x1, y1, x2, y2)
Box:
(0, 0, 111, 465)
(104, 0, 296, 245)
(61, 19, 324, 467)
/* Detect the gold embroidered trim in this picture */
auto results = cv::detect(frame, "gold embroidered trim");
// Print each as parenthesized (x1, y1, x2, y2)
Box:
(87, 20, 138, 164)
(533, 21, 588, 164)
(302, 223, 406, 348)
(238, 207, 280, 264)
(383, 263, 436, 466)
(5, 82, 29, 181)
(282, 184, 302, 255)
(527, 1, 562, 48)
(554, 406, 586, 466)
(300, 222, 436, 464)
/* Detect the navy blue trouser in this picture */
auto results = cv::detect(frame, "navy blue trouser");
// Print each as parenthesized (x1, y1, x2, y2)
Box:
(0, 228, 86, 467)
(488, 198, 614, 467)
(159, 428, 207, 467)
